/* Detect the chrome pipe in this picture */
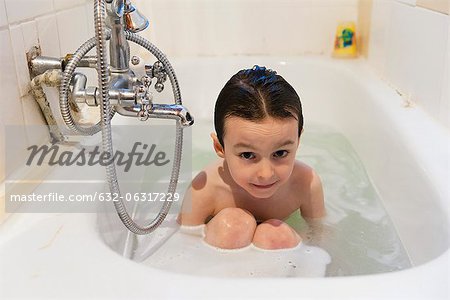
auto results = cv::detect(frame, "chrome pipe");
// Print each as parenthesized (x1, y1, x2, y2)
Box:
(107, 0, 130, 73)
(71, 73, 136, 106)
(147, 104, 194, 127)
(29, 56, 63, 77)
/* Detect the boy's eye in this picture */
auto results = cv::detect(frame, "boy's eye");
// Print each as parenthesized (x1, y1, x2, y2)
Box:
(273, 150, 289, 158)
(240, 152, 255, 160)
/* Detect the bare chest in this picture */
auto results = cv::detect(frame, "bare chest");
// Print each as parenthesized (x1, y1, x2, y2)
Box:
(214, 187, 302, 222)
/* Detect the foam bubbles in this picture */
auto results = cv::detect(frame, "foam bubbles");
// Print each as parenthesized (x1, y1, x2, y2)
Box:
(144, 225, 331, 278)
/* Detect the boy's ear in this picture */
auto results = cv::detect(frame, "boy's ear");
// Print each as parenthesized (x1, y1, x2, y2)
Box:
(297, 128, 304, 149)
(210, 133, 225, 158)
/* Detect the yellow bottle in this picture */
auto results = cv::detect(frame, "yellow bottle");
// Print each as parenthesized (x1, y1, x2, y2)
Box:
(333, 21, 357, 58)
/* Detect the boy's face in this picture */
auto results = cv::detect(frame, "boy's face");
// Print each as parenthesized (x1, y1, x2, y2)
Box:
(212, 116, 300, 199)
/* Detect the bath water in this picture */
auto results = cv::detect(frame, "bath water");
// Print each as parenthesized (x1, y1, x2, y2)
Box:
(142, 120, 411, 277)
(285, 122, 412, 276)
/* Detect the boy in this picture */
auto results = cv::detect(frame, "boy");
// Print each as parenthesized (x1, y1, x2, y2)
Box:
(178, 66, 325, 250)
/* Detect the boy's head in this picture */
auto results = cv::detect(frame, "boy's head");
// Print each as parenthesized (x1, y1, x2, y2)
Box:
(214, 65, 303, 148)
(212, 66, 304, 199)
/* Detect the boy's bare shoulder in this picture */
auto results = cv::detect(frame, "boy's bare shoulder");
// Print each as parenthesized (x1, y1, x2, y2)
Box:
(291, 160, 317, 183)
(189, 159, 232, 208)
(178, 163, 224, 225)
(191, 159, 226, 193)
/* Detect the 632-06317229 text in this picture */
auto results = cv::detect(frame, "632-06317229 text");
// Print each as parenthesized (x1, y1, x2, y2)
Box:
(9, 192, 181, 203)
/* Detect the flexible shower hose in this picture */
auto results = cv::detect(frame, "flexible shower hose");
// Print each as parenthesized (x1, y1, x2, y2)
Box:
(58, 0, 184, 234)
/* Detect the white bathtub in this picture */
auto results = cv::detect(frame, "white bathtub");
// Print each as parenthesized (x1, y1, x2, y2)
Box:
(1, 56, 448, 299)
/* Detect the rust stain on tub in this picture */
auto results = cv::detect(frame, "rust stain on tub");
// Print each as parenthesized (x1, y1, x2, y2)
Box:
(39, 225, 63, 250)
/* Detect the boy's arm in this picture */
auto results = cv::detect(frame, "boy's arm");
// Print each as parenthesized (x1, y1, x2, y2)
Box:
(300, 170, 325, 219)
(177, 171, 216, 225)
(299, 170, 326, 245)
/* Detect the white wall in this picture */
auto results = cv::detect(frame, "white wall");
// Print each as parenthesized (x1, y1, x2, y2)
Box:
(139, 0, 358, 57)
(0, 0, 97, 222)
(0, 0, 95, 183)
(368, 0, 449, 129)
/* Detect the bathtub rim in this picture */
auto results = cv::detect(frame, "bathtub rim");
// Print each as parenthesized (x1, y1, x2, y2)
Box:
(1, 55, 449, 299)
(0, 211, 448, 299)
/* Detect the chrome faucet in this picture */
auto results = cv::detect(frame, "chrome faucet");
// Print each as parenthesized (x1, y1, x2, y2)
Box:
(28, 0, 193, 236)
(29, 0, 194, 128)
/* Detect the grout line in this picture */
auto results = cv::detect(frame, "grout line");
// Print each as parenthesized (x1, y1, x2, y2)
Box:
(5, 2, 87, 27)
(6, 25, 27, 127)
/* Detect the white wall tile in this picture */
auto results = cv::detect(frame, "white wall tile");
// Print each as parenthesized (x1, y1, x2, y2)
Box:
(149, 0, 359, 57)
(4, 0, 53, 24)
(385, 2, 416, 95)
(262, 4, 313, 55)
(368, 0, 393, 77)
(149, 0, 200, 56)
(36, 14, 61, 57)
(0, 132, 5, 182)
(370, 0, 448, 128)
(1, 120, 34, 182)
(0, 119, 29, 182)
(21, 20, 39, 53)
(21, 94, 49, 149)
(409, 7, 448, 118)
(310, 0, 359, 6)
(9, 25, 31, 97)
(0, 0, 7, 27)
(190, 4, 220, 56)
(201, 1, 240, 56)
(53, 0, 85, 11)
(0, 29, 26, 181)
(85, 1, 94, 38)
(395, 0, 417, 6)
(56, 5, 89, 55)
(439, 45, 449, 128)
(0, 29, 24, 125)
(21, 94, 46, 126)
(228, 0, 265, 56)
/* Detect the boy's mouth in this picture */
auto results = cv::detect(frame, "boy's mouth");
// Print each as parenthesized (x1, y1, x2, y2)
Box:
(251, 182, 277, 189)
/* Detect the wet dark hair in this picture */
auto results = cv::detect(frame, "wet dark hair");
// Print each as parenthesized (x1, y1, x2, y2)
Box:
(214, 65, 303, 147)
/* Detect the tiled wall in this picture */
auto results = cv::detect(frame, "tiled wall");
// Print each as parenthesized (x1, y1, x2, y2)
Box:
(0, 0, 94, 221)
(358, 0, 373, 57)
(142, 0, 358, 57)
(417, 0, 449, 14)
(368, 0, 449, 128)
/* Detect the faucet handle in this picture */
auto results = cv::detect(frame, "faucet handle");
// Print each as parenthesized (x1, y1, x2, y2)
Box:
(131, 55, 140, 65)
(135, 76, 153, 103)
(135, 75, 153, 121)
(141, 75, 152, 88)
(145, 61, 167, 93)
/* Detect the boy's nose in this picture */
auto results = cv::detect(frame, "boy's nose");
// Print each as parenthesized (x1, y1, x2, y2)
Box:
(256, 159, 274, 180)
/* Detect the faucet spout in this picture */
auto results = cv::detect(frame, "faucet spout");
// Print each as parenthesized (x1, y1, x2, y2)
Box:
(147, 104, 194, 127)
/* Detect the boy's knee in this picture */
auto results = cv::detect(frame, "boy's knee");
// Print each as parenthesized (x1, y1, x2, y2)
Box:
(252, 219, 301, 250)
(204, 207, 257, 249)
